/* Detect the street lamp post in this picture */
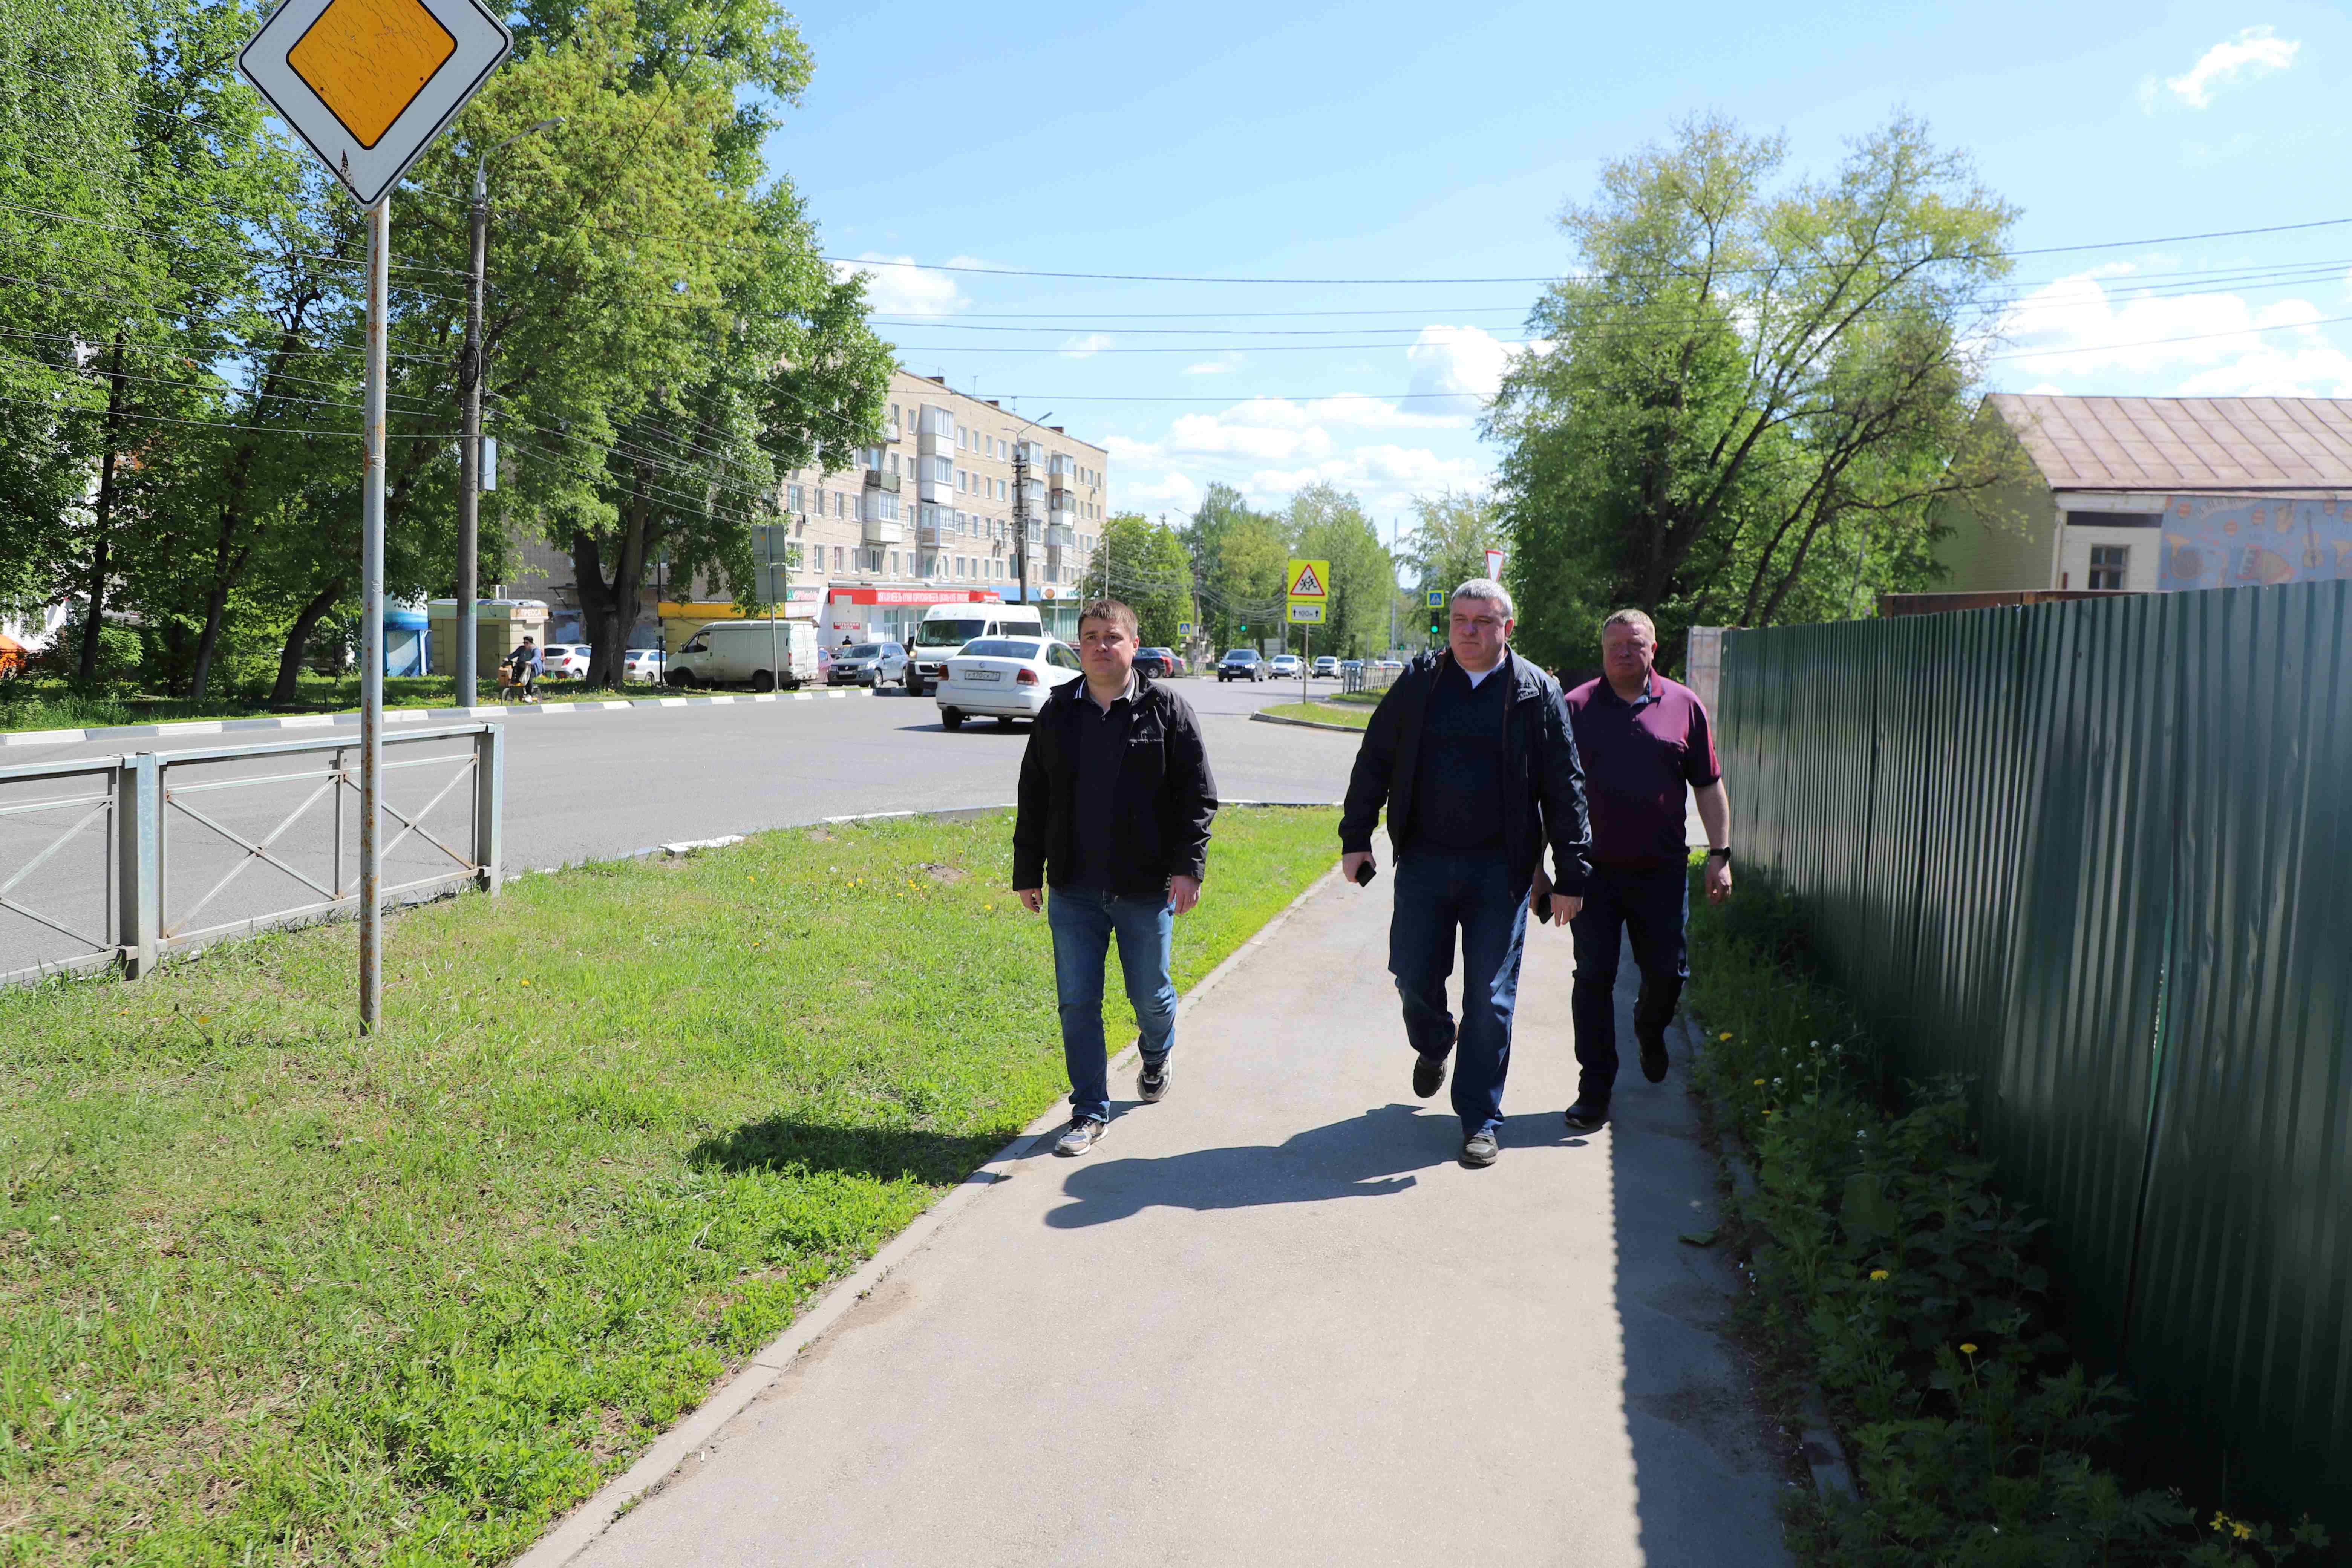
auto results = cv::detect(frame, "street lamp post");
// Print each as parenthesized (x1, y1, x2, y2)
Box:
(456, 118, 559, 706)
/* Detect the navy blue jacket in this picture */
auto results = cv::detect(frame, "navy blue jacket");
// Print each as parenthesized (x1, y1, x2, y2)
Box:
(1339, 648, 1592, 895)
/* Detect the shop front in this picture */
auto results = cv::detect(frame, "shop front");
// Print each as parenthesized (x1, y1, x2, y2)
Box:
(823, 585, 1004, 649)
(657, 584, 825, 652)
(994, 585, 1081, 640)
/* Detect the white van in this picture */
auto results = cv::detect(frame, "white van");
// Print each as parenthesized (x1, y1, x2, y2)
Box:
(666, 619, 818, 691)
(907, 602, 1043, 695)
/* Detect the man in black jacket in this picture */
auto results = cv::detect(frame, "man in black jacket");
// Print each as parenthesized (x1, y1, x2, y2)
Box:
(1014, 599, 1219, 1157)
(1339, 580, 1591, 1167)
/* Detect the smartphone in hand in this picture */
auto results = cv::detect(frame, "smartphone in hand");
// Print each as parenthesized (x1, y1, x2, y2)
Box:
(1353, 860, 1378, 887)
(1534, 890, 1553, 923)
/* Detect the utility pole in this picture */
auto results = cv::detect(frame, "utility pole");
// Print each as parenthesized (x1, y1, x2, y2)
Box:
(1008, 408, 1050, 615)
(1389, 516, 1400, 660)
(456, 118, 557, 706)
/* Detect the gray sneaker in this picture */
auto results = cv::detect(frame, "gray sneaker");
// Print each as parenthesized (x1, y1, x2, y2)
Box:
(1138, 1059, 1170, 1103)
(1461, 1128, 1500, 1167)
(1053, 1117, 1107, 1157)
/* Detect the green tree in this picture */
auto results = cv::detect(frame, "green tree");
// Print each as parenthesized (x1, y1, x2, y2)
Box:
(1093, 511, 1193, 647)
(1487, 112, 2025, 673)
(1404, 490, 1505, 598)
(389, 0, 889, 686)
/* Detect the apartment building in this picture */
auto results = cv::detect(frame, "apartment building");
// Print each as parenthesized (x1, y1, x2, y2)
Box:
(510, 370, 1112, 650)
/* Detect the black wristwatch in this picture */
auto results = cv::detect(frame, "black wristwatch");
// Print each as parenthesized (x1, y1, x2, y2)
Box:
(1707, 846, 1733, 865)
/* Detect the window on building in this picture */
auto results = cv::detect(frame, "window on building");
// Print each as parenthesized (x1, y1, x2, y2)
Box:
(831, 545, 843, 572)
(2068, 510, 2162, 529)
(887, 453, 899, 475)
(786, 483, 803, 512)
(2089, 545, 2129, 590)
(958, 470, 967, 490)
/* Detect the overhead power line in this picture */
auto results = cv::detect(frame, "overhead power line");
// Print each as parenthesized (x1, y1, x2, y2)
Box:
(822, 217, 2352, 286)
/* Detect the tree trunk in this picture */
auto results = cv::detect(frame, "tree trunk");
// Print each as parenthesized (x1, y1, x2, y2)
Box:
(270, 578, 344, 703)
(77, 336, 127, 684)
(572, 471, 655, 688)
(187, 576, 234, 703)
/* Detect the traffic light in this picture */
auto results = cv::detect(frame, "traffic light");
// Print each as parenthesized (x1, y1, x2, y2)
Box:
(1428, 609, 1442, 638)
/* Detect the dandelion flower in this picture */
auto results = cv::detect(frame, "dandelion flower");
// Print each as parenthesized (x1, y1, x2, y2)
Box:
(1959, 1342, 1978, 1355)
(1869, 1269, 1889, 1282)
(1752, 1078, 1766, 1086)
(1719, 1031, 1733, 1041)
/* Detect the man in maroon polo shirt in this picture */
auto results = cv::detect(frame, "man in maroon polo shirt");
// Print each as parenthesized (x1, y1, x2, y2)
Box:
(1549, 609, 1731, 1131)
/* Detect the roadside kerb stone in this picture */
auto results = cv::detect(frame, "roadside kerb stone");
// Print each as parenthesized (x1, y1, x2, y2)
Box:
(0, 686, 873, 749)
(1247, 710, 1365, 734)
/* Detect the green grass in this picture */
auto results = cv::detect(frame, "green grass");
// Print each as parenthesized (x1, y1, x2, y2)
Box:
(0, 678, 672, 734)
(0, 806, 1338, 1564)
(1260, 700, 1372, 729)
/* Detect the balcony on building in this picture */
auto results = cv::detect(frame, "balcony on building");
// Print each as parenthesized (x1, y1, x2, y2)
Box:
(864, 469, 900, 493)
(861, 487, 902, 545)
(1045, 524, 1076, 551)
(917, 405, 956, 456)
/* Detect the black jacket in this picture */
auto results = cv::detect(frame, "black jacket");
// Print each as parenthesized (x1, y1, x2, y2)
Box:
(1339, 648, 1592, 895)
(1014, 675, 1219, 896)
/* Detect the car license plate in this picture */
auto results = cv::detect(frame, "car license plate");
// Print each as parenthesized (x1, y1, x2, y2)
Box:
(965, 670, 1002, 682)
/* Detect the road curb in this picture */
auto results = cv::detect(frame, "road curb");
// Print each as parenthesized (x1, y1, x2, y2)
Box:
(1247, 710, 1366, 734)
(0, 687, 877, 749)
(511, 861, 1347, 1568)
(1681, 1013, 1860, 1507)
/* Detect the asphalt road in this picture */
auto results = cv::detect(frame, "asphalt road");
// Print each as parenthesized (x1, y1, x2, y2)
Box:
(0, 676, 1363, 977)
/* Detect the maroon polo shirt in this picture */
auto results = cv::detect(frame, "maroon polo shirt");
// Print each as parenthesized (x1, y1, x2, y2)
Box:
(1565, 671, 1720, 870)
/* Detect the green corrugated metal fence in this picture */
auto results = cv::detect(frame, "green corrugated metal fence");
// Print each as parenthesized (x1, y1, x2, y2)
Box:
(1718, 580, 2352, 1509)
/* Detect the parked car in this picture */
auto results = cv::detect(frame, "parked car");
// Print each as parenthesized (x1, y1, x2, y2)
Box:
(1269, 654, 1302, 678)
(1340, 658, 1365, 679)
(1135, 646, 1181, 679)
(1218, 649, 1267, 683)
(540, 643, 592, 680)
(934, 637, 1083, 729)
(1375, 658, 1403, 676)
(907, 604, 1044, 695)
(622, 648, 665, 683)
(829, 641, 907, 687)
(1312, 655, 1339, 678)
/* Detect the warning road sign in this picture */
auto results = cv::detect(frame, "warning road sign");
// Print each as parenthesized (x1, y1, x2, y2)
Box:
(1177, 620, 1194, 637)
(1286, 602, 1325, 624)
(1285, 559, 1328, 600)
(1425, 588, 1446, 609)
(240, 0, 511, 207)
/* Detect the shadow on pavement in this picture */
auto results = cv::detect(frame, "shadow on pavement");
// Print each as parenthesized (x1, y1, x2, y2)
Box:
(688, 1116, 1012, 1187)
(1042, 1102, 1451, 1228)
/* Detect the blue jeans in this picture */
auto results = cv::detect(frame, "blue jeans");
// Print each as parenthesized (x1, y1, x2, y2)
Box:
(1389, 849, 1530, 1136)
(1047, 885, 1177, 1123)
(1568, 864, 1690, 1105)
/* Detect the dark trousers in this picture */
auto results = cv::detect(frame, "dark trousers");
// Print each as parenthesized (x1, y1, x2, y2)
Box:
(1389, 849, 1529, 1137)
(1568, 863, 1690, 1105)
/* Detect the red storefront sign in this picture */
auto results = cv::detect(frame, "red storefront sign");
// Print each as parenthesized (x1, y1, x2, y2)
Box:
(826, 587, 1004, 606)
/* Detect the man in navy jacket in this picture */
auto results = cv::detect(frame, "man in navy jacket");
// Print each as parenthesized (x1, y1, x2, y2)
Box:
(1339, 580, 1592, 1167)
(1014, 599, 1219, 1157)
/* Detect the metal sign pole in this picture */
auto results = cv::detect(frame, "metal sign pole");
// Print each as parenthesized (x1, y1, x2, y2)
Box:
(359, 195, 389, 1033)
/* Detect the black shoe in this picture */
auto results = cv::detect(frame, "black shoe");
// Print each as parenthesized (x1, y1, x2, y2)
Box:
(1563, 1098, 1609, 1132)
(1138, 1059, 1170, 1104)
(1461, 1128, 1500, 1167)
(1638, 1031, 1669, 1084)
(1412, 1052, 1446, 1099)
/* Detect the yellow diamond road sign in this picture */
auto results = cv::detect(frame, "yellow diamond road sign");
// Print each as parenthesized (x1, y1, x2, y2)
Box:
(241, 0, 510, 207)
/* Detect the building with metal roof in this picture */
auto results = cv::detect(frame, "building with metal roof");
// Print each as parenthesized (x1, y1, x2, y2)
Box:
(1934, 394, 2352, 595)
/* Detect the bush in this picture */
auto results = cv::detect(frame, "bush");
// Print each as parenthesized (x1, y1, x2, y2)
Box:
(24, 620, 140, 684)
(1686, 873, 2333, 1568)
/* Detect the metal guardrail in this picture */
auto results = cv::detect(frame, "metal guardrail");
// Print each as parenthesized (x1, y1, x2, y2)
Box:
(0, 724, 501, 988)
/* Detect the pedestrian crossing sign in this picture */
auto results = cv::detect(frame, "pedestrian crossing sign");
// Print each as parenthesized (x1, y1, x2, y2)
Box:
(1286, 559, 1328, 601)
(1177, 620, 1194, 636)
(1425, 588, 1446, 609)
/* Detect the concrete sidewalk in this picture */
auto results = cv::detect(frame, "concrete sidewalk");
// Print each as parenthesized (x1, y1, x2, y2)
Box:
(543, 873, 1795, 1567)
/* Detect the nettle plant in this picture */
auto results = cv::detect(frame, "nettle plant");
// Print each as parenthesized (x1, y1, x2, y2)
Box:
(1687, 881, 2333, 1568)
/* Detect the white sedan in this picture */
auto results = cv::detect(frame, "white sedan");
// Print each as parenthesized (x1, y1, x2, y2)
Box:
(622, 648, 666, 683)
(935, 637, 1083, 729)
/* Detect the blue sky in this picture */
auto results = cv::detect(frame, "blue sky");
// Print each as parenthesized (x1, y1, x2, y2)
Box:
(764, 0, 2352, 535)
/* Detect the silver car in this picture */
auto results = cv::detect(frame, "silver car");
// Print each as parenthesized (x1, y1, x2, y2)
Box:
(828, 641, 908, 686)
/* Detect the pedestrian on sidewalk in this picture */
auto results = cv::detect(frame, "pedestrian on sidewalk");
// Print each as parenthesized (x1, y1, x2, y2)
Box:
(1338, 579, 1591, 1168)
(1559, 609, 1733, 1132)
(1013, 598, 1220, 1158)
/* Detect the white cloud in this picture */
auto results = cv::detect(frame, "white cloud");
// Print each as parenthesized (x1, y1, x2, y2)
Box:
(1182, 354, 1243, 376)
(1406, 325, 1514, 412)
(1061, 334, 1113, 359)
(831, 253, 965, 316)
(1997, 270, 2352, 396)
(2144, 26, 2299, 110)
